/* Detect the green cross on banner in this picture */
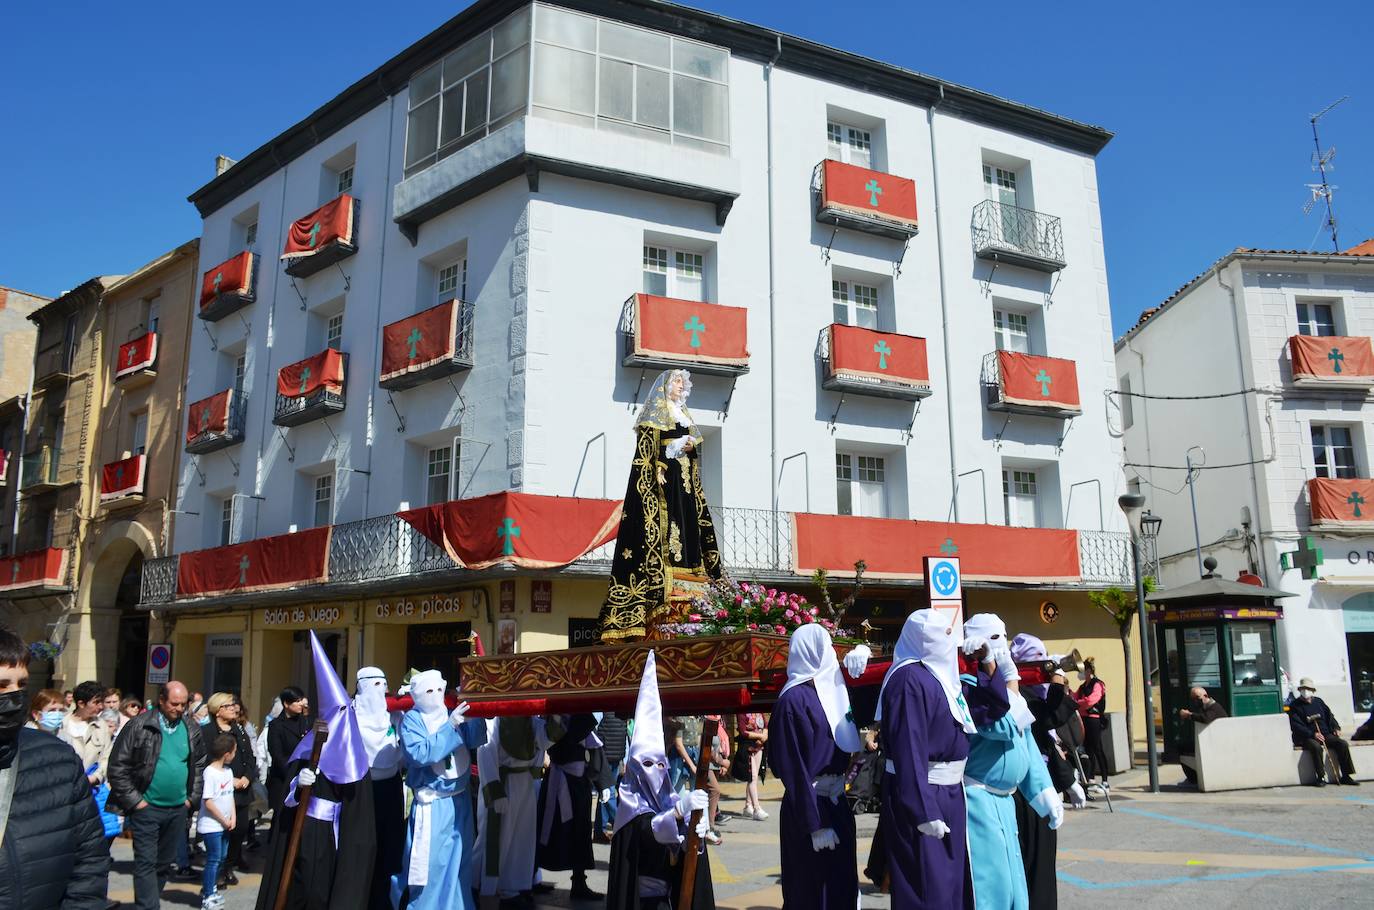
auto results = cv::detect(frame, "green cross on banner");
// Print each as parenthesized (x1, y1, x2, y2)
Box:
(238, 555, 250, 584)
(113, 465, 124, 488)
(864, 178, 883, 207)
(1349, 491, 1366, 518)
(1035, 369, 1052, 397)
(1279, 536, 1324, 580)
(1329, 347, 1345, 374)
(307, 222, 322, 248)
(126, 346, 137, 366)
(213, 272, 223, 293)
(684, 316, 705, 349)
(939, 537, 958, 556)
(11, 562, 19, 582)
(497, 518, 521, 556)
(873, 339, 892, 370)
(200, 409, 210, 431)
(407, 327, 423, 360)
(299, 366, 311, 394)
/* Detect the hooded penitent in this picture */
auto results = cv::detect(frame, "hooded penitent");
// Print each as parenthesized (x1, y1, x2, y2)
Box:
(878, 608, 975, 732)
(355, 667, 400, 775)
(779, 625, 861, 753)
(1011, 632, 1051, 699)
(288, 631, 368, 785)
(964, 613, 1036, 732)
(614, 650, 675, 835)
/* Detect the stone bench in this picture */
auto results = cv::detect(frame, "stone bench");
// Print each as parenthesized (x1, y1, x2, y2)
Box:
(1184, 713, 1374, 791)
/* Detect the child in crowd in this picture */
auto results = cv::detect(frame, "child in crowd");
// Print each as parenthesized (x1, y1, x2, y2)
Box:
(198, 733, 238, 909)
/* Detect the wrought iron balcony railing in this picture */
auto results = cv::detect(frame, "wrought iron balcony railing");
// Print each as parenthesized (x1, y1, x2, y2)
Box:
(33, 344, 77, 386)
(186, 396, 249, 456)
(378, 300, 475, 392)
(274, 354, 348, 427)
(1077, 529, 1135, 587)
(971, 199, 1066, 273)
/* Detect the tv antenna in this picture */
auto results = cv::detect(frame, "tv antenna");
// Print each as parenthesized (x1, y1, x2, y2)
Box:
(1304, 96, 1348, 251)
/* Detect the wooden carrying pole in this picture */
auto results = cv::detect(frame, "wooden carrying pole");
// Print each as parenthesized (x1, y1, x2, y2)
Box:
(676, 718, 719, 910)
(273, 719, 329, 910)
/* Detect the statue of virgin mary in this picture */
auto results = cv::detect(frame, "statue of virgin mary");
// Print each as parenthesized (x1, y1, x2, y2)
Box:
(598, 369, 724, 642)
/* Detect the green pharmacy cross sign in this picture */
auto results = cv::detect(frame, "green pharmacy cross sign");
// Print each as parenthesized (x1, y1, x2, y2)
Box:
(498, 517, 522, 556)
(873, 340, 892, 370)
(1329, 347, 1345, 374)
(407, 328, 423, 360)
(1280, 536, 1324, 580)
(864, 178, 883, 207)
(684, 316, 705, 349)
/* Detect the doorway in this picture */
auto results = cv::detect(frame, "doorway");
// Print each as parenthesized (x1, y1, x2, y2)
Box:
(292, 630, 346, 705)
(113, 551, 148, 698)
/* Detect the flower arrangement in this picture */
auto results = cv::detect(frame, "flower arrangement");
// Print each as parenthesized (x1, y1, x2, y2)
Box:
(28, 640, 63, 662)
(662, 579, 846, 638)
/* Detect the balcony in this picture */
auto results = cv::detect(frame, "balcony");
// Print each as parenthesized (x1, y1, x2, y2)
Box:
(813, 160, 919, 241)
(199, 252, 257, 322)
(282, 195, 358, 279)
(1288, 335, 1374, 390)
(971, 200, 1066, 273)
(0, 547, 70, 595)
(1307, 477, 1374, 531)
(33, 343, 77, 388)
(620, 294, 749, 378)
(100, 454, 147, 508)
(982, 350, 1082, 418)
(20, 446, 64, 494)
(379, 300, 475, 392)
(820, 324, 931, 401)
(185, 390, 247, 455)
(274, 350, 347, 427)
(114, 332, 158, 388)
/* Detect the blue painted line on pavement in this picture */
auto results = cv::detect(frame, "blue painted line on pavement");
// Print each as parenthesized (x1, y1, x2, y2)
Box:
(1342, 795, 1374, 806)
(1117, 806, 1374, 862)
(1059, 861, 1374, 891)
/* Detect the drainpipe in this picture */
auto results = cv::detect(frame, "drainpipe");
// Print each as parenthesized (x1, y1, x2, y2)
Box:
(360, 88, 398, 518)
(766, 36, 783, 562)
(927, 86, 960, 519)
(1217, 264, 1270, 582)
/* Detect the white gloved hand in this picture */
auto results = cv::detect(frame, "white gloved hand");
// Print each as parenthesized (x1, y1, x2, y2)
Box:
(694, 816, 710, 839)
(600, 789, 613, 804)
(991, 646, 1019, 682)
(1067, 782, 1087, 808)
(843, 645, 872, 680)
(811, 828, 841, 851)
(1030, 787, 1065, 830)
(917, 819, 950, 839)
(296, 767, 317, 788)
(448, 701, 470, 729)
(676, 788, 709, 818)
(960, 636, 989, 657)
(491, 796, 509, 815)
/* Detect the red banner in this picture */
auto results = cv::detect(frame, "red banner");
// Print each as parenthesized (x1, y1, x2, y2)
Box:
(176, 526, 332, 598)
(281, 195, 356, 262)
(0, 547, 68, 592)
(381, 300, 460, 385)
(186, 390, 234, 444)
(997, 351, 1081, 411)
(200, 252, 256, 309)
(100, 454, 146, 502)
(115, 332, 158, 380)
(1308, 477, 1374, 527)
(792, 513, 1081, 583)
(820, 160, 918, 230)
(0, 450, 7, 484)
(399, 492, 622, 570)
(632, 294, 749, 367)
(277, 349, 345, 399)
(1290, 335, 1374, 382)
(828, 324, 929, 391)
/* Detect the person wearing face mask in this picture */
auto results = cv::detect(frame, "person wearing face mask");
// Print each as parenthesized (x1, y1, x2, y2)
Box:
(354, 668, 406, 910)
(473, 712, 551, 907)
(0, 627, 111, 910)
(1290, 678, 1359, 787)
(27, 687, 67, 733)
(1071, 659, 1110, 794)
(606, 650, 715, 910)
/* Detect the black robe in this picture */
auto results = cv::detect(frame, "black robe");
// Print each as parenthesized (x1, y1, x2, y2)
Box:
(536, 714, 598, 873)
(606, 812, 715, 910)
(599, 423, 723, 642)
(368, 774, 405, 910)
(1015, 684, 1079, 910)
(254, 761, 377, 910)
(266, 713, 311, 814)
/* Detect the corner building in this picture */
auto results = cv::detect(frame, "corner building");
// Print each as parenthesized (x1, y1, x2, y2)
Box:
(148, 0, 1138, 730)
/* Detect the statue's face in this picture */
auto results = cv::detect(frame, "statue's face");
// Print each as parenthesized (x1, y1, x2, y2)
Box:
(669, 375, 685, 400)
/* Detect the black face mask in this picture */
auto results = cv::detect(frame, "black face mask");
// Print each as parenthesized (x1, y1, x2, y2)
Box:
(0, 688, 27, 768)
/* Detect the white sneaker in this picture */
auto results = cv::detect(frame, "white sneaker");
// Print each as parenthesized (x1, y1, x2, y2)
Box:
(753, 806, 769, 820)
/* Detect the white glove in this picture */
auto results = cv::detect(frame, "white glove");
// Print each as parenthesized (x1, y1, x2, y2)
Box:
(917, 819, 950, 839)
(1067, 782, 1086, 808)
(491, 796, 509, 815)
(991, 646, 1018, 682)
(448, 701, 470, 729)
(811, 828, 840, 851)
(960, 636, 988, 657)
(296, 767, 317, 788)
(600, 789, 613, 804)
(676, 788, 709, 818)
(843, 645, 872, 680)
(1030, 787, 1065, 830)
(694, 816, 710, 839)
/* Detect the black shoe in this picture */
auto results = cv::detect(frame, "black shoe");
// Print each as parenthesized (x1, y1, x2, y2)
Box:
(532, 882, 556, 894)
(173, 866, 199, 881)
(569, 883, 604, 902)
(236, 859, 252, 872)
(1340, 776, 1361, 786)
(219, 871, 238, 887)
(1313, 778, 1327, 787)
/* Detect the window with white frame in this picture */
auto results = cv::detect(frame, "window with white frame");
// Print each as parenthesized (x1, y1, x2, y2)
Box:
(437, 260, 467, 304)
(313, 474, 334, 528)
(642, 246, 705, 301)
(426, 445, 454, 505)
(131, 412, 148, 456)
(244, 221, 258, 249)
(827, 121, 872, 169)
(983, 164, 1019, 207)
(993, 309, 1030, 353)
(1296, 301, 1337, 337)
(1312, 424, 1358, 479)
(336, 165, 354, 195)
(1002, 469, 1039, 527)
(234, 354, 247, 399)
(326, 312, 344, 351)
(836, 452, 886, 518)
(832, 280, 879, 330)
(219, 497, 235, 547)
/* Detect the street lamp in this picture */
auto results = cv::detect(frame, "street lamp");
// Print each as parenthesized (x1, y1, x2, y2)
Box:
(1119, 492, 1161, 793)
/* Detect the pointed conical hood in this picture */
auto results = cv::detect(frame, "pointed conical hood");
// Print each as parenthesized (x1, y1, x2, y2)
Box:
(288, 630, 369, 783)
(614, 650, 675, 834)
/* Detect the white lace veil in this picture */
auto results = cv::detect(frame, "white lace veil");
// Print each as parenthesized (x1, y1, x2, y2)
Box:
(634, 369, 698, 435)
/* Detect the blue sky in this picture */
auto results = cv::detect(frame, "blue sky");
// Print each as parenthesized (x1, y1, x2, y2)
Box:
(2, 1, 1370, 335)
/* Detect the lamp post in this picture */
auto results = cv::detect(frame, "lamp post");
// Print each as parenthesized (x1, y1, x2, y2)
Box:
(1119, 492, 1161, 793)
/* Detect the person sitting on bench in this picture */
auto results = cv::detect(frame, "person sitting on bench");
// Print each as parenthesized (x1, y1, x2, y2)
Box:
(1177, 687, 1228, 784)
(1289, 678, 1359, 787)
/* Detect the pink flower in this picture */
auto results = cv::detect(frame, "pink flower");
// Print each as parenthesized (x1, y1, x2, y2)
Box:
(767, 588, 778, 598)
(810, 607, 819, 616)
(774, 625, 787, 635)
(748, 623, 759, 631)
(716, 609, 729, 621)
(784, 610, 796, 621)
(688, 613, 702, 623)
(735, 594, 744, 605)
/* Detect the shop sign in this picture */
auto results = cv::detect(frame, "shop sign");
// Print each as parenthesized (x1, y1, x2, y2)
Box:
(261, 604, 345, 628)
(500, 579, 515, 614)
(371, 591, 472, 622)
(531, 580, 553, 614)
(568, 618, 600, 648)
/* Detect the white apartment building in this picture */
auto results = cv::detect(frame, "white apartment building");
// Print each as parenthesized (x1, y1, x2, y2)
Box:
(143, 0, 1133, 719)
(1117, 243, 1374, 728)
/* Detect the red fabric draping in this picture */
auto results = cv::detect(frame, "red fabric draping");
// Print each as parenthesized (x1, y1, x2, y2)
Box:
(996, 351, 1081, 410)
(633, 294, 749, 367)
(281, 195, 356, 261)
(828, 324, 930, 391)
(386, 686, 756, 718)
(0, 548, 67, 592)
(0, 450, 7, 484)
(199, 252, 255, 308)
(820, 160, 918, 229)
(792, 513, 1081, 583)
(380, 300, 459, 384)
(398, 492, 622, 570)
(115, 333, 158, 380)
(1308, 477, 1374, 527)
(100, 454, 146, 502)
(176, 526, 331, 598)
(277, 349, 346, 398)
(186, 390, 234, 444)
(1290, 335, 1374, 382)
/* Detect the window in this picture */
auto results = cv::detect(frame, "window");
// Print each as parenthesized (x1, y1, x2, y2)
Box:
(1119, 375, 1134, 430)
(437, 260, 467, 303)
(427, 446, 454, 505)
(336, 165, 354, 195)
(994, 309, 1030, 353)
(1296, 301, 1337, 337)
(244, 221, 258, 249)
(1312, 425, 1358, 479)
(144, 296, 161, 334)
(1002, 469, 1039, 527)
(641, 246, 705, 301)
(827, 121, 872, 169)
(326, 313, 344, 351)
(983, 164, 1019, 207)
(313, 474, 334, 528)
(234, 355, 247, 399)
(220, 498, 235, 547)
(832, 280, 879, 330)
(836, 452, 886, 518)
(404, 7, 531, 178)
(131, 412, 148, 456)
